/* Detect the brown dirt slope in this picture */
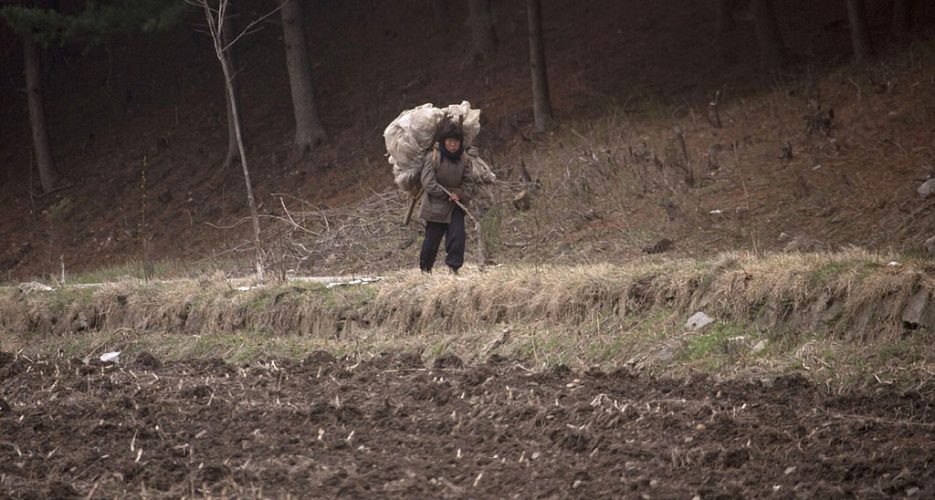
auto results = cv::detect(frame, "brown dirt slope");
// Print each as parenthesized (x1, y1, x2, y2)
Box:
(1, 0, 934, 279)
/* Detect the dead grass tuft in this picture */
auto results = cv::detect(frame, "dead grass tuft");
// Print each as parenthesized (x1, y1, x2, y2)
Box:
(372, 250, 931, 342)
(3, 250, 930, 343)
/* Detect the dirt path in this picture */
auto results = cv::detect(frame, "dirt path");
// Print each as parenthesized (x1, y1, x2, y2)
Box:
(1, 351, 932, 498)
(4, 276, 381, 291)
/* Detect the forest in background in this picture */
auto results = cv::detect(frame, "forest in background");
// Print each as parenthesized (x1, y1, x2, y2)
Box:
(1, 0, 934, 280)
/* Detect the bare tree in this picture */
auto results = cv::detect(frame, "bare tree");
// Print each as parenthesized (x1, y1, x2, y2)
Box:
(280, 0, 326, 154)
(526, 0, 552, 132)
(844, 0, 874, 62)
(751, 0, 787, 68)
(467, 0, 497, 61)
(221, 0, 242, 168)
(892, 0, 915, 36)
(191, 0, 275, 281)
(23, 32, 57, 193)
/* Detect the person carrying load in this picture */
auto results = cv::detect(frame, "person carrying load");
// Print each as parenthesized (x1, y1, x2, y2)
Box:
(418, 120, 473, 274)
(383, 102, 496, 273)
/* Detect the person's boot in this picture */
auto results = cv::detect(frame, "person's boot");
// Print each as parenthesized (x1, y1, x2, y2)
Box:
(448, 266, 459, 275)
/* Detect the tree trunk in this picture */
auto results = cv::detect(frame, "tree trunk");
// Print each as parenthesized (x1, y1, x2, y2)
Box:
(432, 0, 449, 26)
(892, 0, 914, 36)
(203, 0, 265, 282)
(222, 1, 242, 168)
(716, 0, 735, 34)
(280, 0, 326, 153)
(467, 0, 498, 62)
(751, 0, 787, 68)
(845, 0, 874, 62)
(23, 33, 57, 192)
(526, 0, 552, 132)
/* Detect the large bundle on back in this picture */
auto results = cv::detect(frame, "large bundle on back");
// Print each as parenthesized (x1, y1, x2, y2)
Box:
(384, 101, 494, 195)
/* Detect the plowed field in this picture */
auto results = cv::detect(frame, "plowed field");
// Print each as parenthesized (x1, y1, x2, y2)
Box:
(1, 351, 932, 498)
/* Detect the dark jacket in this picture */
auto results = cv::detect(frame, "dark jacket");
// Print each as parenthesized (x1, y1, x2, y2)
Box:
(419, 149, 474, 224)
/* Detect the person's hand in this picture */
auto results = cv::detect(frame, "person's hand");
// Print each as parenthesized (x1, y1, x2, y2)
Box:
(449, 193, 460, 203)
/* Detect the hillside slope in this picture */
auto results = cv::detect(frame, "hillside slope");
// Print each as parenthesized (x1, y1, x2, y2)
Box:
(1, 0, 934, 280)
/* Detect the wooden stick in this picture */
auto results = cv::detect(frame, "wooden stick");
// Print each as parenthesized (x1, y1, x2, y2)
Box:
(402, 189, 422, 226)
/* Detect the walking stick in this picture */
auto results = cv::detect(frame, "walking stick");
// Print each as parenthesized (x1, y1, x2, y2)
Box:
(437, 185, 487, 269)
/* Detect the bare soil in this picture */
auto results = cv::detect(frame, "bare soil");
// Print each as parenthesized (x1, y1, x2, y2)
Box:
(1, 351, 932, 498)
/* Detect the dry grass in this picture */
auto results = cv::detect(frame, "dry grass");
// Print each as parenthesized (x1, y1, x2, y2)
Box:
(2, 249, 932, 392)
(3, 250, 930, 342)
(371, 249, 931, 341)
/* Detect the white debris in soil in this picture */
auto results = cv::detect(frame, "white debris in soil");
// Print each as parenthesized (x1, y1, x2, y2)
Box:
(100, 351, 121, 363)
(326, 277, 381, 289)
(18, 282, 54, 293)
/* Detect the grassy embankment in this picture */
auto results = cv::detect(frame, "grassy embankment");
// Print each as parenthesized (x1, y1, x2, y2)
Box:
(2, 250, 931, 392)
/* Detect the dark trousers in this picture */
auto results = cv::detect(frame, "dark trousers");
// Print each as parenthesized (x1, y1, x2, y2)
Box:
(419, 207, 465, 272)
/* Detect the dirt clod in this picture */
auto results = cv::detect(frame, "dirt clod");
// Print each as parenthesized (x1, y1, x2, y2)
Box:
(133, 351, 161, 369)
(0, 351, 14, 369)
(304, 350, 337, 367)
(433, 353, 464, 370)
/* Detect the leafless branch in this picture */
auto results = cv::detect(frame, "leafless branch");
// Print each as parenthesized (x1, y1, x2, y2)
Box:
(223, 1, 288, 52)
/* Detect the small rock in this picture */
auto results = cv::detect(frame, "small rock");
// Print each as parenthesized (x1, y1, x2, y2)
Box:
(751, 339, 768, 354)
(907, 486, 920, 497)
(925, 235, 935, 256)
(918, 179, 935, 199)
(784, 466, 797, 475)
(686, 311, 715, 331)
(902, 291, 929, 328)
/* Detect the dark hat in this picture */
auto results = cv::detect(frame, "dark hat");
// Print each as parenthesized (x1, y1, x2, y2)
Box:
(436, 120, 464, 142)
